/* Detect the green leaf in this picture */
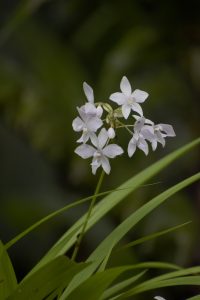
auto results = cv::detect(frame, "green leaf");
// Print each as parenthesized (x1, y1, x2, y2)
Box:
(61, 263, 178, 300)
(88, 173, 200, 265)
(65, 267, 127, 300)
(0, 241, 17, 299)
(6, 189, 114, 250)
(61, 173, 199, 297)
(101, 270, 147, 300)
(187, 296, 200, 300)
(116, 221, 191, 251)
(32, 138, 200, 273)
(61, 262, 180, 299)
(7, 256, 90, 300)
(116, 276, 200, 298)
(116, 266, 200, 298)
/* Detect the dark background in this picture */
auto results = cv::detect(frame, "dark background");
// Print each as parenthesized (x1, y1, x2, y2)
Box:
(0, 0, 200, 299)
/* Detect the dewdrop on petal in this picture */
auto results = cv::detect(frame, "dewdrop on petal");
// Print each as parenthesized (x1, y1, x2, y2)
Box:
(108, 127, 116, 139)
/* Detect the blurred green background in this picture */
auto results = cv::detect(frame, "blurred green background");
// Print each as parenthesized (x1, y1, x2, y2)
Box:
(0, 0, 200, 298)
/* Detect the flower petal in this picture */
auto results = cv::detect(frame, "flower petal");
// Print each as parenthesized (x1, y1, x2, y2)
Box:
(83, 82, 94, 103)
(87, 117, 103, 132)
(97, 106, 103, 118)
(138, 138, 149, 155)
(156, 131, 166, 147)
(154, 297, 166, 300)
(120, 76, 132, 96)
(75, 144, 95, 159)
(109, 92, 126, 105)
(98, 128, 108, 149)
(91, 158, 100, 175)
(128, 138, 137, 157)
(151, 139, 157, 151)
(158, 124, 176, 137)
(103, 144, 124, 158)
(131, 102, 143, 116)
(84, 103, 97, 116)
(141, 126, 155, 142)
(72, 117, 84, 132)
(122, 104, 131, 119)
(101, 156, 111, 174)
(134, 117, 145, 132)
(132, 89, 148, 103)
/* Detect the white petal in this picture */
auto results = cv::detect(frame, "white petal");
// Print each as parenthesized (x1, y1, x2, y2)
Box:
(101, 156, 111, 174)
(107, 127, 116, 139)
(84, 103, 97, 116)
(77, 132, 90, 143)
(72, 117, 84, 132)
(156, 131, 166, 147)
(98, 128, 108, 149)
(158, 124, 176, 137)
(122, 104, 131, 119)
(87, 117, 103, 132)
(138, 138, 149, 155)
(77, 106, 87, 121)
(103, 144, 123, 158)
(134, 117, 145, 133)
(131, 102, 143, 116)
(151, 140, 157, 151)
(141, 126, 155, 142)
(83, 82, 94, 103)
(97, 106, 103, 117)
(120, 76, 132, 96)
(132, 89, 148, 103)
(75, 144, 95, 159)
(91, 158, 101, 175)
(128, 138, 137, 157)
(109, 92, 126, 105)
(154, 297, 166, 300)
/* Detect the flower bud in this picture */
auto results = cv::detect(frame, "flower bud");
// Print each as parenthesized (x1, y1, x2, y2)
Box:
(108, 127, 115, 139)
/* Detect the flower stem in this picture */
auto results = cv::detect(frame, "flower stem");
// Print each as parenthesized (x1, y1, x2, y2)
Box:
(71, 170, 105, 261)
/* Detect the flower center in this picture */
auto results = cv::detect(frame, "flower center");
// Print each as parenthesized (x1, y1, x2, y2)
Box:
(127, 97, 134, 105)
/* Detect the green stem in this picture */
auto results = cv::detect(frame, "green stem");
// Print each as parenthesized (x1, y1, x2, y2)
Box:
(71, 170, 105, 260)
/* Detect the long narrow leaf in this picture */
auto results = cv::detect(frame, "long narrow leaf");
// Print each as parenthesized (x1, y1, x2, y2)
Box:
(7, 256, 90, 300)
(101, 270, 147, 300)
(116, 221, 191, 251)
(0, 241, 17, 299)
(31, 138, 200, 273)
(115, 276, 200, 298)
(62, 173, 199, 297)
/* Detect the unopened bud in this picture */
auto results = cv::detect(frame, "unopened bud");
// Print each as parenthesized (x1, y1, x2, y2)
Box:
(108, 127, 115, 139)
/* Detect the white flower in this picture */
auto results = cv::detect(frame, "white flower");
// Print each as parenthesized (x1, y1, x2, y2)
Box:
(107, 127, 116, 139)
(109, 76, 148, 119)
(128, 117, 154, 157)
(75, 128, 123, 174)
(72, 104, 103, 143)
(145, 123, 176, 151)
(154, 296, 166, 300)
(133, 115, 176, 151)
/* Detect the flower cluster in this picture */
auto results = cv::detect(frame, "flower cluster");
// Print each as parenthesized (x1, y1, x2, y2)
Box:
(73, 76, 175, 175)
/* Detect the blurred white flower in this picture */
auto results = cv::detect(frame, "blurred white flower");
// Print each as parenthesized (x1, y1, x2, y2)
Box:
(145, 123, 176, 151)
(154, 296, 166, 300)
(75, 128, 123, 174)
(72, 104, 103, 143)
(128, 117, 154, 157)
(109, 76, 148, 119)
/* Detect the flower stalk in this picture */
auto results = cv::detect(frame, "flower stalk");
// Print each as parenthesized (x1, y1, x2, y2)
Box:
(71, 170, 105, 260)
